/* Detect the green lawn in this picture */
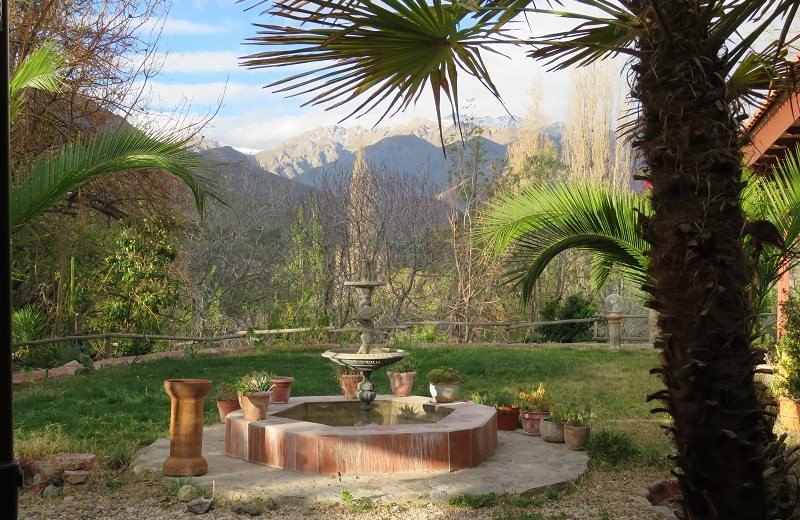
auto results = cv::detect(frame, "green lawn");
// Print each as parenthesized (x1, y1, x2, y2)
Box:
(13, 346, 667, 467)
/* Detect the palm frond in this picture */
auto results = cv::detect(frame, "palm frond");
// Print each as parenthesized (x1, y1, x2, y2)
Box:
(478, 182, 650, 304)
(11, 128, 223, 234)
(240, 0, 510, 144)
(745, 146, 800, 312)
(10, 43, 66, 123)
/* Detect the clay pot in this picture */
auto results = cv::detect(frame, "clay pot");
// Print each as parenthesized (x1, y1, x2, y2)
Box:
(270, 377, 294, 404)
(215, 399, 241, 422)
(779, 396, 800, 432)
(162, 378, 212, 476)
(388, 371, 417, 397)
(539, 418, 565, 443)
(564, 424, 591, 450)
(429, 383, 460, 403)
(496, 407, 521, 430)
(520, 411, 550, 436)
(338, 374, 361, 399)
(238, 391, 271, 421)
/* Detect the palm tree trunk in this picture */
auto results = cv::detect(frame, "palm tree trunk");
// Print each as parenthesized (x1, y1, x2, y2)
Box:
(633, 2, 771, 517)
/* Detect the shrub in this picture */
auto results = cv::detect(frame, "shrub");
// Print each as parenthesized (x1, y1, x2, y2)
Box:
(212, 382, 239, 401)
(517, 384, 552, 412)
(389, 359, 419, 373)
(537, 294, 597, 343)
(562, 402, 593, 427)
(586, 430, 640, 467)
(427, 367, 460, 384)
(776, 293, 800, 400)
(237, 371, 274, 393)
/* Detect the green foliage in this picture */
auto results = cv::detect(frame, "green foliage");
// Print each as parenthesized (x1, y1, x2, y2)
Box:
(410, 324, 447, 343)
(471, 390, 517, 409)
(562, 402, 593, 427)
(237, 371, 274, 393)
(427, 367, 461, 384)
(536, 294, 597, 343)
(10, 43, 65, 124)
(92, 217, 184, 356)
(11, 305, 46, 343)
(775, 293, 800, 400)
(448, 493, 499, 508)
(388, 358, 419, 373)
(586, 429, 669, 471)
(212, 382, 239, 401)
(517, 384, 552, 412)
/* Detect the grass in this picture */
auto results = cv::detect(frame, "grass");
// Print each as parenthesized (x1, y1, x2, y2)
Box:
(13, 345, 669, 466)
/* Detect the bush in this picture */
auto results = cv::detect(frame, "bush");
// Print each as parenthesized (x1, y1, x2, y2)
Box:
(536, 294, 597, 343)
(427, 367, 460, 384)
(586, 430, 640, 467)
(775, 293, 800, 399)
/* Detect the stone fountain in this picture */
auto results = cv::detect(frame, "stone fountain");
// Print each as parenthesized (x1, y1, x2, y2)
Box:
(322, 260, 408, 413)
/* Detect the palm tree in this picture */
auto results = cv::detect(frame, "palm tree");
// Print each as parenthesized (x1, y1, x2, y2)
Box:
(239, 1, 800, 517)
(10, 44, 220, 235)
(479, 148, 800, 315)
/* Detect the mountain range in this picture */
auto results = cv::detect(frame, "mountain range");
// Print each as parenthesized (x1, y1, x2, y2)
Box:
(197, 117, 563, 196)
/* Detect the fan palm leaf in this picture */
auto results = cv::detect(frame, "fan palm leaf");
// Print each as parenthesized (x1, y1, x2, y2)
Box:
(11, 128, 221, 234)
(478, 182, 649, 303)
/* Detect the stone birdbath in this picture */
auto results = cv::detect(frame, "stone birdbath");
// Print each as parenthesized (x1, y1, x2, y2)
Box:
(322, 260, 408, 414)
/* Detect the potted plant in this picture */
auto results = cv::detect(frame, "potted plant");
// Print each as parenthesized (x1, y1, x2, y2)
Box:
(518, 384, 552, 436)
(212, 382, 241, 422)
(387, 359, 419, 397)
(563, 404, 593, 451)
(335, 364, 361, 399)
(427, 368, 460, 403)
(236, 371, 274, 421)
(539, 409, 565, 443)
(270, 375, 295, 404)
(473, 391, 521, 430)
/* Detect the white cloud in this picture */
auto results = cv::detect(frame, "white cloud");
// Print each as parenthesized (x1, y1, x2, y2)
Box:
(139, 81, 266, 108)
(144, 17, 228, 35)
(158, 51, 241, 74)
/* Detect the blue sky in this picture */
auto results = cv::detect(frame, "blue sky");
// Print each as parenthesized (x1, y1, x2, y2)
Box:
(138, 1, 592, 150)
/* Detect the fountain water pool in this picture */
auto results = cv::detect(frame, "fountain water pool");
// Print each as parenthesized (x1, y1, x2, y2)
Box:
(225, 395, 497, 474)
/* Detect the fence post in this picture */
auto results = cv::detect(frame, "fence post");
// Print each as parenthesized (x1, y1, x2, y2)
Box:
(607, 313, 622, 349)
(104, 336, 112, 359)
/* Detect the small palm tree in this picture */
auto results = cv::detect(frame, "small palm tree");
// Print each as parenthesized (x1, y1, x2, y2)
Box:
(479, 149, 800, 314)
(239, 1, 800, 517)
(10, 44, 220, 234)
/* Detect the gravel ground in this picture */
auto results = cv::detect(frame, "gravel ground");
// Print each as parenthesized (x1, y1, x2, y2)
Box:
(18, 470, 672, 520)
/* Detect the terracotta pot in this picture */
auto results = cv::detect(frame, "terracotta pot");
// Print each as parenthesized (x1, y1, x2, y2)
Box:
(520, 411, 551, 436)
(388, 371, 417, 397)
(564, 424, 591, 450)
(215, 399, 241, 422)
(539, 418, 565, 443)
(496, 407, 521, 430)
(270, 377, 294, 403)
(429, 383, 460, 403)
(238, 391, 271, 421)
(338, 374, 361, 399)
(162, 378, 212, 476)
(779, 396, 800, 432)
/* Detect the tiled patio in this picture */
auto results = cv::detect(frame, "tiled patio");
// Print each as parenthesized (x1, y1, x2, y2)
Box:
(135, 395, 588, 503)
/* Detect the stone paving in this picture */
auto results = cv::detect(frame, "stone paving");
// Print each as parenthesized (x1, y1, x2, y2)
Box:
(135, 421, 588, 504)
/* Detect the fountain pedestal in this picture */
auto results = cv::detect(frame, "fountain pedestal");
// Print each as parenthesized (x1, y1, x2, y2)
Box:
(322, 260, 408, 413)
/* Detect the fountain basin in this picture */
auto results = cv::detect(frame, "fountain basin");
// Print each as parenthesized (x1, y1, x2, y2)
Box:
(225, 395, 497, 474)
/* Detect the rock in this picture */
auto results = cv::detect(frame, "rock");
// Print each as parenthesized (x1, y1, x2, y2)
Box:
(32, 461, 61, 486)
(646, 478, 680, 506)
(187, 498, 213, 515)
(41, 484, 61, 499)
(131, 464, 150, 476)
(177, 484, 200, 502)
(53, 453, 95, 472)
(231, 500, 262, 516)
(62, 470, 90, 494)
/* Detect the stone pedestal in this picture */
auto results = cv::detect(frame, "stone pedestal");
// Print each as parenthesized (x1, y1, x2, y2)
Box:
(162, 379, 212, 476)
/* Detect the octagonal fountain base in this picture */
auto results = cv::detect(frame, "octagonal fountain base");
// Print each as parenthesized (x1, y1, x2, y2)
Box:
(225, 395, 497, 474)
